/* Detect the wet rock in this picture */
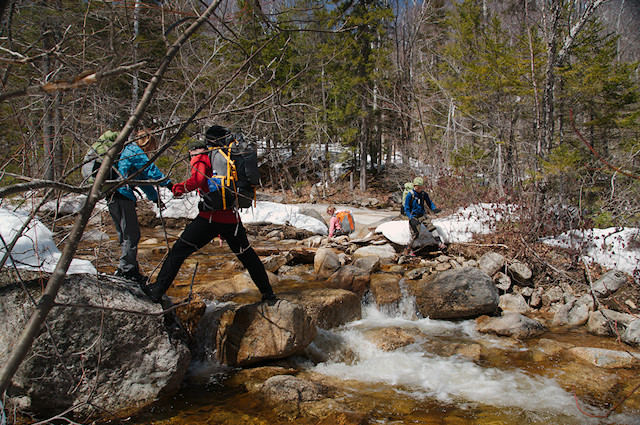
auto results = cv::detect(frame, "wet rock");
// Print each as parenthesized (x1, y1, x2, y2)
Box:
(478, 251, 505, 276)
(175, 298, 207, 341)
(530, 338, 570, 362)
(569, 347, 640, 369)
(262, 375, 329, 403)
(279, 288, 361, 329)
(507, 261, 533, 284)
(498, 293, 529, 314)
(260, 374, 342, 420)
(352, 256, 380, 274)
(475, 312, 546, 339)
(314, 247, 341, 278)
(216, 300, 316, 367)
(370, 273, 402, 307)
(352, 244, 396, 262)
(554, 363, 623, 403)
(0, 274, 190, 420)
(410, 267, 499, 320)
(230, 366, 297, 392)
(328, 266, 371, 297)
(622, 319, 640, 347)
(365, 327, 419, 351)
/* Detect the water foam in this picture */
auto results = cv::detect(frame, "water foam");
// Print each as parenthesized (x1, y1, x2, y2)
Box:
(311, 299, 634, 422)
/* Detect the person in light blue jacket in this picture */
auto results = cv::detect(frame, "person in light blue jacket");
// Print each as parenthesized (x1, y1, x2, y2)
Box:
(403, 176, 445, 253)
(108, 129, 172, 283)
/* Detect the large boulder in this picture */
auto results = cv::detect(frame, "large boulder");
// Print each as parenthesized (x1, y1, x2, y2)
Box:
(0, 274, 191, 420)
(216, 300, 316, 366)
(409, 267, 499, 320)
(328, 266, 371, 296)
(278, 288, 361, 329)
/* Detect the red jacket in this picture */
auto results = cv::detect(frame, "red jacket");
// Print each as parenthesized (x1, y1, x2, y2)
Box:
(172, 152, 239, 223)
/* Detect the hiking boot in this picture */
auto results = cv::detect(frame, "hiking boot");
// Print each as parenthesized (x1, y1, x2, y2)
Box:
(125, 269, 148, 285)
(261, 292, 278, 305)
(140, 282, 162, 304)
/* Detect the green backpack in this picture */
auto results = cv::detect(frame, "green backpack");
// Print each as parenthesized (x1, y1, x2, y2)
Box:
(81, 130, 121, 190)
(400, 182, 413, 215)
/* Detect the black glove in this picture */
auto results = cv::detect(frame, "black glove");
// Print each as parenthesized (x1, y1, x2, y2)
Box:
(432, 207, 441, 213)
(167, 182, 174, 191)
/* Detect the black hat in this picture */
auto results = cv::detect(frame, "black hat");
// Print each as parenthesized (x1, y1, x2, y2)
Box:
(205, 125, 230, 147)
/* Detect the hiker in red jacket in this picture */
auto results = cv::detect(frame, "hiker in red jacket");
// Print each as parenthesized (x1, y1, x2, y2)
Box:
(141, 126, 276, 304)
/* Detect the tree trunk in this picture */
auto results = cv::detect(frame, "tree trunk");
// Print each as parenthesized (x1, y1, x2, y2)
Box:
(0, 0, 225, 396)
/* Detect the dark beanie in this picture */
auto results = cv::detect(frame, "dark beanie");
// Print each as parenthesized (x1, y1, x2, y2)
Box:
(205, 125, 230, 146)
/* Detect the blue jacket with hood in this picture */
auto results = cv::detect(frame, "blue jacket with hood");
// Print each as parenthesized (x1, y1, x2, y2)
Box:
(404, 189, 436, 220)
(115, 143, 170, 202)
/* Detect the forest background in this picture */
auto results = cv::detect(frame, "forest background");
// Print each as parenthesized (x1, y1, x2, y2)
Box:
(1, 0, 640, 239)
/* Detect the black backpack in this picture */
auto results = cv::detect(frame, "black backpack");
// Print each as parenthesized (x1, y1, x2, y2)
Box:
(201, 132, 260, 211)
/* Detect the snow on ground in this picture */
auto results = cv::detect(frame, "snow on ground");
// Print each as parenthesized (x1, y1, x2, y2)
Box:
(0, 208, 96, 275)
(542, 227, 640, 279)
(2, 193, 639, 279)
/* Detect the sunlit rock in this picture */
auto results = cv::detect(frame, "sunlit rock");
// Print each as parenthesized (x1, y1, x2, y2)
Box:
(592, 269, 629, 298)
(278, 288, 361, 329)
(216, 300, 316, 366)
(507, 260, 533, 284)
(352, 244, 397, 262)
(475, 312, 546, 339)
(552, 299, 589, 327)
(314, 247, 341, 278)
(352, 255, 380, 274)
(410, 267, 499, 320)
(369, 273, 402, 307)
(622, 319, 640, 347)
(0, 274, 190, 420)
(328, 265, 371, 296)
(477, 251, 505, 276)
(569, 346, 640, 369)
(498, 293, 530, 314)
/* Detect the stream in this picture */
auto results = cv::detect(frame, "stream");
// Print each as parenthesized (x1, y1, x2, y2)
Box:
(76, 214, 640, 425)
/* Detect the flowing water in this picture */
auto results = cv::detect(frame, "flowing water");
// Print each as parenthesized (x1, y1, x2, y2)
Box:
(128, 271, 640, 424)
(79, 225, 640, 425)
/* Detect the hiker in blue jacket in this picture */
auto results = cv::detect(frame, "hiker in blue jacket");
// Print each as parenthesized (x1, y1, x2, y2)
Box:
(403, 176, 446, 253)
(108, 129, 172, 283)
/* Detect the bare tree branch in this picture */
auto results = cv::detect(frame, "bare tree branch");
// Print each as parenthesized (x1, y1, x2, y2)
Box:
(0, 0, 224, 397)
(0, 61, 147, 102)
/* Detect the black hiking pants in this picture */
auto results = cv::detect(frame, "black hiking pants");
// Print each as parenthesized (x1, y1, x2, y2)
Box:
(146, 216, 274, 302)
